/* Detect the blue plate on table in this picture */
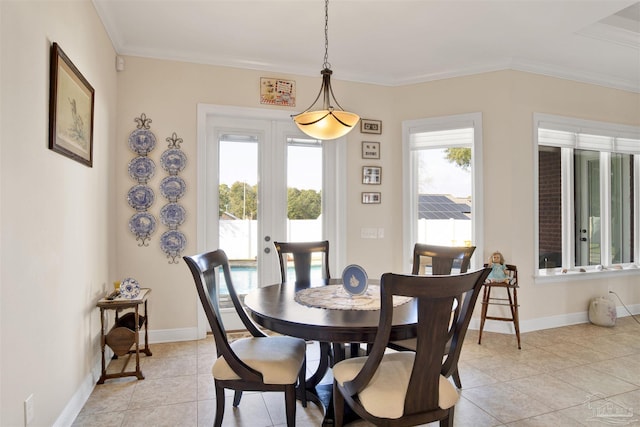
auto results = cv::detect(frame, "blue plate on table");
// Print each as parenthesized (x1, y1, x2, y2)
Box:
(120, 277, 140, 299)
(342, 264, 368, 296)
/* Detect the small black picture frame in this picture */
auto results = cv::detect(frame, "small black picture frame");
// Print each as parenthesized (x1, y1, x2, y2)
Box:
(360, 119, 382, 134)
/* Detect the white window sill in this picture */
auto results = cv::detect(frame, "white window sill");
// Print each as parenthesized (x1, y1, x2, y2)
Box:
(534, 264, 640, 284)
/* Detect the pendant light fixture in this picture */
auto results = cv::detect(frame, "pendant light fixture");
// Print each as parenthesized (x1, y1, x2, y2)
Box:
(292, 0, 359, 140)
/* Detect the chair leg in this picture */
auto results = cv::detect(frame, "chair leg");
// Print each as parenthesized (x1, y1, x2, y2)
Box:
(284, 384, 297, 427)
(478, 285, 491, 345)
(214, 381, 225, 427)
(440, 406, 455, 427)
(298, 357, 307, 407)
(452, 367, 462, 389)
(512, 288, 522, 349)
(232, 390, 242, 407)
(333, 381, 344, 427)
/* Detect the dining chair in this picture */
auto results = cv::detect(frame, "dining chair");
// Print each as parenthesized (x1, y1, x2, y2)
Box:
(478, 263, 521, 349)
(388, 243, 477, 388)
(273, 240, 330, 286)
(183, 249, 307, 427)
(411, 243, 476, 275)
(332, 268, 490, 427)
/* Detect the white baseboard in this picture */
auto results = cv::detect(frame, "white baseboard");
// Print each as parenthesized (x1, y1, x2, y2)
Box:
(470, 303, 640, 334)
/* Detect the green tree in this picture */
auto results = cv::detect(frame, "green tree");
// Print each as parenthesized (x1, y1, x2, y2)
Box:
(287, 188, 322, 219)
(218, 183, 230, 217)
(444, 147, 471, 170)
(226, 181, 257, 219)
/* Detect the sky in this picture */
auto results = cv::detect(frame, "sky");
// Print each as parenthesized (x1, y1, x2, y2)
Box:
(219, 141, 322, 191)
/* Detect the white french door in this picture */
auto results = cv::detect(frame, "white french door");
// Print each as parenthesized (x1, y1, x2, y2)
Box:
(196, 105, 346, 333)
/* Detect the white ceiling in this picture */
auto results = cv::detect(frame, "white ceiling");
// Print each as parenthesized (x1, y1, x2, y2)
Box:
(93, 0, 640, 92)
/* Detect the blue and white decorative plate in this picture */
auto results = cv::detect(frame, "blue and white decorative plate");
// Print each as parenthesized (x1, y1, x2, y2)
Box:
(128, 157, 156, 182)
(160, 149, 187, 175)
(159, 176, 186, 201)
(342, 264, 368, 296)
(160, 203, 186, 228)
(127, 185, 155, 211)
(128, 129, 156, 155)
(120, 277, 141, 299)
(160, 230, 187, 255)
(128, 212, 157, 236)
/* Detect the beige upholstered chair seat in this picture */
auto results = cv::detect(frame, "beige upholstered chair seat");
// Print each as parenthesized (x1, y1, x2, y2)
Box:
(333, 352, 459, 419)
(213, 336, 306, 384)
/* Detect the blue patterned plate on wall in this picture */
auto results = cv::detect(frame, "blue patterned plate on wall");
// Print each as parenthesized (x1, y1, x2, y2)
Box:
(120, 277, 141, 299)
(127, 185, 155, 211)
(159, 176, 186, 201)
(342, 264, 368, 296)
(128, 212, 157, 236)
(160, 230, 187, 255)
(160, 149, 187, 175)
(128, 129, 156, 155)
(160, 203, 186, 227)
(128, 157, 156, 182)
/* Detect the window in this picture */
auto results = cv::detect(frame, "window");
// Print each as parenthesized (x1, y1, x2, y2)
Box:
(535, 113, 640, 275)
(402, 113, 483, 271)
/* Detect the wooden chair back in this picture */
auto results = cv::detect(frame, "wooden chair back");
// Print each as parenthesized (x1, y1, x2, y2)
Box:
(273, 240, 330, 285)
(412, 243, 476, 275)
(183, 250, 265, 378)
(338, 268, 490, 423)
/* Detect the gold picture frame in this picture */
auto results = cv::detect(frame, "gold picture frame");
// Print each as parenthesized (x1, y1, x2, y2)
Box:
(49, 42, 95, 167)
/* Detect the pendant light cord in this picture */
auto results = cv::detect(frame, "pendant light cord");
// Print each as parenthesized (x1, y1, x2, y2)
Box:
(323, 0, 331, 70)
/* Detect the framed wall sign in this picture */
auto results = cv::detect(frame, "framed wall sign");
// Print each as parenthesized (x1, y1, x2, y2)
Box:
(360, 119, 382, 134)
(49, 42, 95, 167)
(362, 166, 382, 184)
(362, 192, 381, 204)
(260, 77, 296, 106)
(362, 141, 380, 159)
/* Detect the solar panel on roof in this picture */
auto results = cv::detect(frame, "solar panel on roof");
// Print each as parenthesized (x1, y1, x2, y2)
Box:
(418, 194, 470, 220)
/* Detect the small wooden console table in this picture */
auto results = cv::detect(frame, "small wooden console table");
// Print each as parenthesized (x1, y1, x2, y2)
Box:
(97, 288, 152, 384)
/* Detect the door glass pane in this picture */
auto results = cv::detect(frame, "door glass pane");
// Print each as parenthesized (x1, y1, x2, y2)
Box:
(414, 147, 472, 246)
(285, 137, 323, 282)
(218, 134, 258, 306)
(538, 146, 562, 268)
(611, 153, 634, 264)
(574, 149, 600, 266)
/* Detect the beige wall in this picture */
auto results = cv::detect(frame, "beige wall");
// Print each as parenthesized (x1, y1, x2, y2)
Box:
(1, 1, 117, 425)
(1, 1, 639, 424)
(117, 57, 640, 340)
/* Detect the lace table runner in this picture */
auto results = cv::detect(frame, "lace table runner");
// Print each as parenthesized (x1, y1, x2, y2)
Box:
(294, 284, 412, 311)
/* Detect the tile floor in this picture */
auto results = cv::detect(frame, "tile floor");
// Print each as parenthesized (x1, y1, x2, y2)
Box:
(74, 317, 640, 426)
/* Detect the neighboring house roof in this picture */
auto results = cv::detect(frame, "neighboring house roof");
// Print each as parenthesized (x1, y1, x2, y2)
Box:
(220, 211, 240, 220)
(418, 194, 471, 220)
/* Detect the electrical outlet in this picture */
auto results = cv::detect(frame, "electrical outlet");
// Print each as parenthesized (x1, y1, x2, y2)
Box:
(24, 394, 34, 425)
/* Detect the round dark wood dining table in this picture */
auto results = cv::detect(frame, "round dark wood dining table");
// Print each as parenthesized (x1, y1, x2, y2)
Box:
(244, 278, 417, 343)
(243, 278, 418, 425)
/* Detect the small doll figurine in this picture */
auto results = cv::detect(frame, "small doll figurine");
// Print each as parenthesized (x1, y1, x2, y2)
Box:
(486, 251, 509, 283)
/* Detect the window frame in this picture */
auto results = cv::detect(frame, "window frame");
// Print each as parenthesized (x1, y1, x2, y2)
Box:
(534, 113, 640, 282)
(402, 112, 484, 272)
